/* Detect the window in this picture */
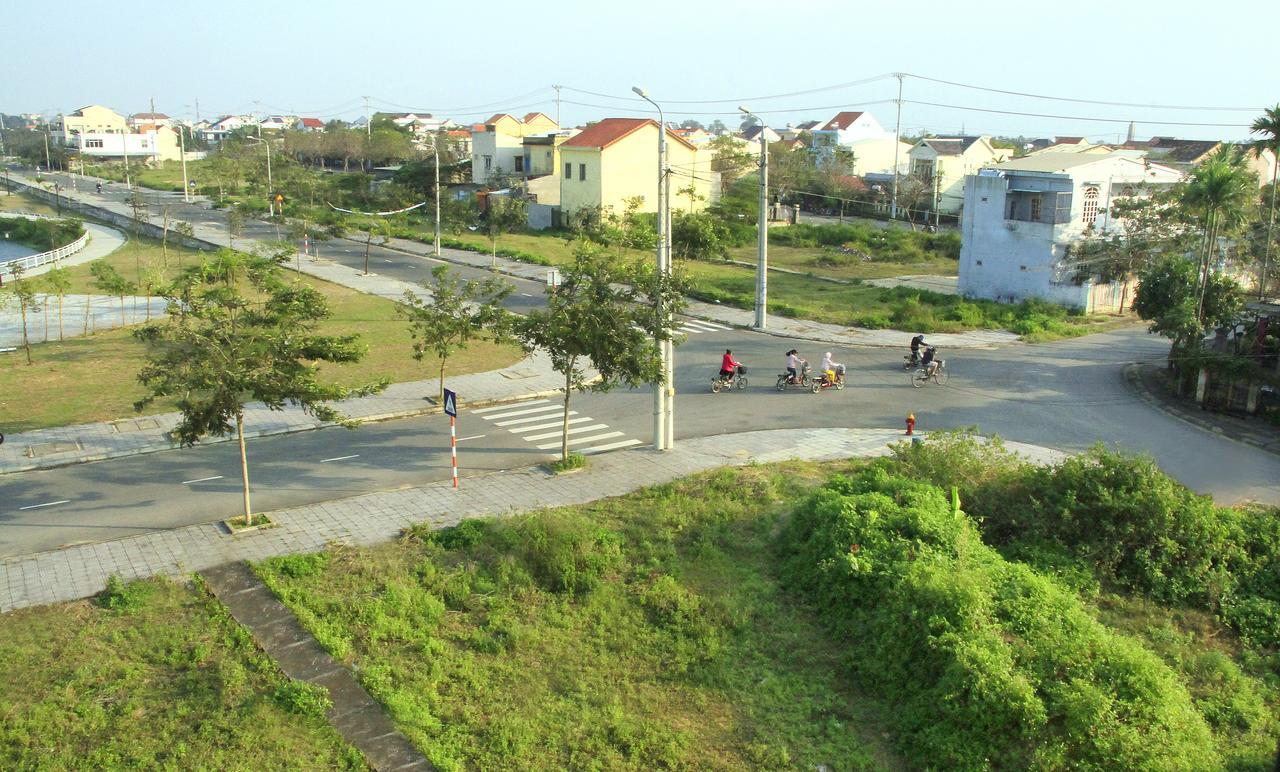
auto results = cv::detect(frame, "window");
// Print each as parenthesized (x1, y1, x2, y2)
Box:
(1029, 195, 1042, 222)
(564, 162, 572, 179)
(514, 156, 524, 173)
(1008, 199, 1018, 220)
(1081, 186, 1100, 226)
(483, 155, 492, 171)
(579, 163, 586, 181)
(86, 139, 104, 148)
(912, 159, 935, 180)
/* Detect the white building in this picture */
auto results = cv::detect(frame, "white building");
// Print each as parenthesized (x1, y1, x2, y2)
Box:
(77, 126, 182, 162)
(197, 115, 252, 144)
(128, 112, 173, 129)
(957, 152, 1183, 312)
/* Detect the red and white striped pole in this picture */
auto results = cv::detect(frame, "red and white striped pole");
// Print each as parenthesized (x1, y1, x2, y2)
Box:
(450, 415, 458, 488)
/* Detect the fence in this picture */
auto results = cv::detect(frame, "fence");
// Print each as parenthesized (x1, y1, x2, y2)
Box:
(0, 214, 90, 275)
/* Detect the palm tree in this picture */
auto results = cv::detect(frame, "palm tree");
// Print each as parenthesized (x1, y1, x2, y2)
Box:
(1249, 105, 1280, 299)
(1180, 145, 1255, 321)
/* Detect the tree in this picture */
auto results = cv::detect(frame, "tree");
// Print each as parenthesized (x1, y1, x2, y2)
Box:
(672, 210, 730, 262)
(1134, 256, 1243, 383)
(678, 119, 705, 131)
(403, 265, 513, 405)
(43, 263, 71, 341)
(514, 243, 686, 462)
(132, 249, 386, 525)
(1249, 105, 1280, 298)
(485, 195, 527, 266)
(1, 263, 40, 364)
(90, 260, 136, 325)
(709, 135, 756, 194)
(1074, 186, 1193, 311)
(356, 219, 390, 275)
(226, 206, 246, 249)
(1181, 146, 1255, 321)
(173, 221, 195, 268)
(707, 119, 728, 135)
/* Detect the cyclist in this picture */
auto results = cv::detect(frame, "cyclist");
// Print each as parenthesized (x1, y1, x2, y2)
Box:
(785, 349, 806, 384)
(909, 334, 926, 365)
(720, 349, 742, 382)
(920, 345, 939, 377)
(820, 351, 844, 384)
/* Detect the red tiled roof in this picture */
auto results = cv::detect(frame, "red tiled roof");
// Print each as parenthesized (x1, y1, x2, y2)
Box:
(523, 112, 553, 124)
(484, 113, 513, 125)
(562, 118, 696, 151)
(820, 111, 864, 131)
(300, 117, 324, 128)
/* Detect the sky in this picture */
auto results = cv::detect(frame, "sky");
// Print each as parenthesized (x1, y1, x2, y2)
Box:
(4, 0, 1275, 143)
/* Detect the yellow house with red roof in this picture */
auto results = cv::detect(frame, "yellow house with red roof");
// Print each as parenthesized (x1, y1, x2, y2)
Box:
(470, 111, 559, 184)
(558, 118, 713, 221)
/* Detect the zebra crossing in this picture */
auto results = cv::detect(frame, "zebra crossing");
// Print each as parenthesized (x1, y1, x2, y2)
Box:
(471, 399, 644, 455)
(632, 318, 733, 337)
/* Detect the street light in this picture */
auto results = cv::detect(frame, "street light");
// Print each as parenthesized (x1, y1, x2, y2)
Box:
(425, 134, 442, 257)
(632, 85, 674, 451)
(177, 124, 191, 203)
(740, 106, 769, 330)
(245, 135, 272, 209)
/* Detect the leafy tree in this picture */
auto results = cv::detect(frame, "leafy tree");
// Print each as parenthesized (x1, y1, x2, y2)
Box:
(132, 249, 386, 524)
(1249, 105, 1280, 297)
(709, 135, 756, 194)
(572, 198, 656, 256)
(1, 263, 40, 364)
(402, 265, 513, 404)
(1181, 146, 1255, 321)
(678, 119, 704, 131)
(43, 263, 72, 341)
(485, 195, 527, 265)
(1075, 186, 1193, 311)
(89, 259, 136, 325)
(706, 119, 728, 135)
(356, 219, 390, 275)
(173, 221, 196, 268)
(226, 206, 246, 249)
(514, 243, 686, 461)
(1134, 256, 1243, 381)
(672, 211, 730, 262)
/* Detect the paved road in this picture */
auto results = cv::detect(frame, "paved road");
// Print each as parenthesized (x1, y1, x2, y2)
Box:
(4, 323, 1278, 557)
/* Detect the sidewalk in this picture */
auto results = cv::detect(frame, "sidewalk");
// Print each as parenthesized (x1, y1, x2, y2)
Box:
(1125, 363, 1280, 456)
(0, 427, 1065, 613)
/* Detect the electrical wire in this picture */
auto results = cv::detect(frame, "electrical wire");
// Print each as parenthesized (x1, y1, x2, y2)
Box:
(901, 73, 1262, 112)
(558, 74, 894, 105)
(371, 87, 553, 115)
(903, 100, 1251, 128)
(559, 98, 896, 118)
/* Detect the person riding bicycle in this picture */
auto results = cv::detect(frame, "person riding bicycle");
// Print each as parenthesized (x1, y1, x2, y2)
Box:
(920, 345, 939, 376)
(720, 349, 742, 382)
(820, 351, 844, 384)
(785, 349, 806, 384)
(909, 334, 926, 365)
(95, 182, 103, 194)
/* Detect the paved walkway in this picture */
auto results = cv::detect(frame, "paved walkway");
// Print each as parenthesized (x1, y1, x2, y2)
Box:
(1125, 363, 1280, 456)
(0, 427, 1064, 613)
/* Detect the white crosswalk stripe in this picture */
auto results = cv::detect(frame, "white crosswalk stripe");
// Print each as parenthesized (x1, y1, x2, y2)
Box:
(468, 399, 644, 457)
(680, 319, 729, 333)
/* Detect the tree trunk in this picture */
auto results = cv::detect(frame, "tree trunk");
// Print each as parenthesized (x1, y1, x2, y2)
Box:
(118, 295, 126, 325)
(236, 411, 253, 526)
(57, 293, 64, 341)
(364, 235, 371, 275)
(42, 298, 48, 342)
(439, 359, 447, 406)
(561, 367, 573, 461)
(83, 294, 91, 336)
(20, 301, 31, 365)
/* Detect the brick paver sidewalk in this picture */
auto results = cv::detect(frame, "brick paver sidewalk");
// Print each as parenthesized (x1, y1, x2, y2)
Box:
(0, 428, 1064, 613)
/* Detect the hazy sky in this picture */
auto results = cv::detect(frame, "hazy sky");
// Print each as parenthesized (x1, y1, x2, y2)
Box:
(5, 0, 1274, 142)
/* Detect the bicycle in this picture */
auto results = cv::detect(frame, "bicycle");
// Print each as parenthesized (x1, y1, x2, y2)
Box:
(711, 365, 748, 393)
(910, 359, 948, 387)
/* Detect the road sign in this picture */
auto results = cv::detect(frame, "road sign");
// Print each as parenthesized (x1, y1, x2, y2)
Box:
(443, 388, 457, 417)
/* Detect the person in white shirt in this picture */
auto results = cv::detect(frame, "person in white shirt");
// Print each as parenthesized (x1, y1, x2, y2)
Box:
(785, 349, 806, 383)
(820, 351, 844, 384)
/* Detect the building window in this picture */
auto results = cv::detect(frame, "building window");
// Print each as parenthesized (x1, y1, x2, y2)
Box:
(1008, 198, 1018, 220)
(912, 159, 935, 180)
(86, 139, 104, 148)
(514, 156, 524, 173)
(483, 155, 492, 172)
(579, 163, 586, 181)
(564, 162, 572, 179)
(1081, 186, 1100, 226)
(1030, 195, 1042, 222)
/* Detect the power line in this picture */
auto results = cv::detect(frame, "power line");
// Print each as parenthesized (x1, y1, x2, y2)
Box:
(558, 74, 894, 105)
(903, 100, 1252, 128)
(370, 87, 553, 116)
(901, 73, 1261, 112)
(559, 98, 896, 118)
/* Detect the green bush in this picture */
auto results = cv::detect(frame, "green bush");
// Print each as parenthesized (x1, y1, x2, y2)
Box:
(0, 216, 85, 251)
(506, 512, 625, 595)
(272, 680, 333, 719)
(778, 468, 1220, 769)
(95, 574, 152, 612)
(266, 552, 329, 579)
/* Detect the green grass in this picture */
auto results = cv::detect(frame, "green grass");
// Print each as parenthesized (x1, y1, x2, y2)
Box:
(0, 236, 523, 432)
(0, 190, 61, 217)
(256, 462, 900, 770)
(0, 576, 365, 769)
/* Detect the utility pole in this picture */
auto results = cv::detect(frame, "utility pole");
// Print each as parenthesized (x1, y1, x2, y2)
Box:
(634, 86, 674, 451)
(740, 106, 768, 329)
(553, 84, 562, 127)
(890, 72, 904, 220)
(179, 125, 190, 203)
(427, 135, 441, 256)
(43, 126, 52, 171)
(195, 97, 200, 124)
(253, 101, 262, 137)
(364, 96, 371, 137)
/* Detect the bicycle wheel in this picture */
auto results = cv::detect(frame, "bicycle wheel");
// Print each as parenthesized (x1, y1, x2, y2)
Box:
(737, 376, 749, 390)
(711, 378, 722, 394)
(911, 369, 926, 388)
(835, 379, 845, 390)
(810, 381, 821, 393)
(934, 367, 949, 385)
(776, 375, 787, 391)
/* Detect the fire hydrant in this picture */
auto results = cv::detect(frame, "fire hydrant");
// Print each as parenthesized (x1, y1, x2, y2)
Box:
(905, 413, 916, 435)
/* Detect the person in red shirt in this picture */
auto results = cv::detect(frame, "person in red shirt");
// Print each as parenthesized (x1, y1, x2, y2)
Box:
(720, 349, 742, 381)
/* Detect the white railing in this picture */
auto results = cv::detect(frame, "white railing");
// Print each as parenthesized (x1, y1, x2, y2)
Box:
(0, 215, 90, 274)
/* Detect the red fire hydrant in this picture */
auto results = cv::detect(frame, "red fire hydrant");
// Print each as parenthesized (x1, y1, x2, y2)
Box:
(905, 413, 916, 435)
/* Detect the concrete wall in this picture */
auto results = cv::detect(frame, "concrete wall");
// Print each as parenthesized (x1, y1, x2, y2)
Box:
(558, 146, 604, 220)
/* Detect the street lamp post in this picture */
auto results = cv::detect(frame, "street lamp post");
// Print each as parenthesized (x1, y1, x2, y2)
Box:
(178, 125, 190, 203)
(633, 86, 674, 451)
(246, 135, 272, 207)
(740, 107, 769, 330)
(426, 135, 441, 256)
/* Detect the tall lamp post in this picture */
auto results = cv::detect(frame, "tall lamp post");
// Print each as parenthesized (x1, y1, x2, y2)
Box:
(178, 124, 190, 203)
(633, 86, 674, 451)
(245, 135, 273, 206)
(426, 134, 442, 256)
(740, 107, 769, 329)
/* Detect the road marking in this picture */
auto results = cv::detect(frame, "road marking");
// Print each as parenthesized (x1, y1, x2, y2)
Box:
(521, 423, 609, 442)
(487, 405, 563, 423)
(456, 434, 486, 442)
(320, 454, 360, 463)
(494, 410, 579, 427)
(580, 439, 644, 454)
(19, 500, 70, 511)
(181, 475, 223, 485)
(384, 259, 393, 263)
(520, 292, 532, 296)
(471, 399, 548, 415)
(682, 319, 728, 332)
(534, 431, 623, 450)
(505, 416, 591, 433)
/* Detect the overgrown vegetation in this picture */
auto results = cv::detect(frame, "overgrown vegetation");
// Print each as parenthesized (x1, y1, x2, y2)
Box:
(0, 576, 364, 769)
(0, 214, 84, 251)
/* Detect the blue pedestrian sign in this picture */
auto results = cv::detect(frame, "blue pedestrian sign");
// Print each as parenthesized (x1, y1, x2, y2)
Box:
(443, 388, 458, 417)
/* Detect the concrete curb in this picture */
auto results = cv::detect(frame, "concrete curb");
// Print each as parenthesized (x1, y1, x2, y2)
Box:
(1122, 363, 1280, 458)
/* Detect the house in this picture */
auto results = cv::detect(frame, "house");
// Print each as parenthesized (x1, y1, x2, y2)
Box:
(258, 115, 296, 132)
(739, 125, 781, 145)
(76, 125, 183, 163)
(297, 117, 325, 132)
(1132, 137, 1277, 186)
(809, 111, 898, 172)
(52, 105, 128, 145)
(957, 151, 1184, 312)
(779, 120, 821, 143)
(908, 135, 1010, 214)
(128, 112, 172, 129)
(558, 117, 713, 223)
(445, 128, 473, 157)
(673, 126, 714, 147)
(471, 112, 560, 184)
(198, 115, 252, 143)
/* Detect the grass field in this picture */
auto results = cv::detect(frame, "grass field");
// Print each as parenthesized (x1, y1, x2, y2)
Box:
(0, 576, 365, 769)
(0, 237, 522, 432)
(257, 462, 901, 771)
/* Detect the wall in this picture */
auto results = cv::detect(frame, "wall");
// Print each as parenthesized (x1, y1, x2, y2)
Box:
(558, 146, 603, 219)
(847, 137, 913, 176)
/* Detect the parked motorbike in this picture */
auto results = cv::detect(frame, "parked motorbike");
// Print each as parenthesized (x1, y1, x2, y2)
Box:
(776, 362, 813, 391)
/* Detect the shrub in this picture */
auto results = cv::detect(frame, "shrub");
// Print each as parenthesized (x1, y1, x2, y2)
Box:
(272, 680, 333, 719)
(778, 468, 1220, 769)
(96, 574, 151, 612)
(508, 512, 625, 595)
(266, 552, 329, 579)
